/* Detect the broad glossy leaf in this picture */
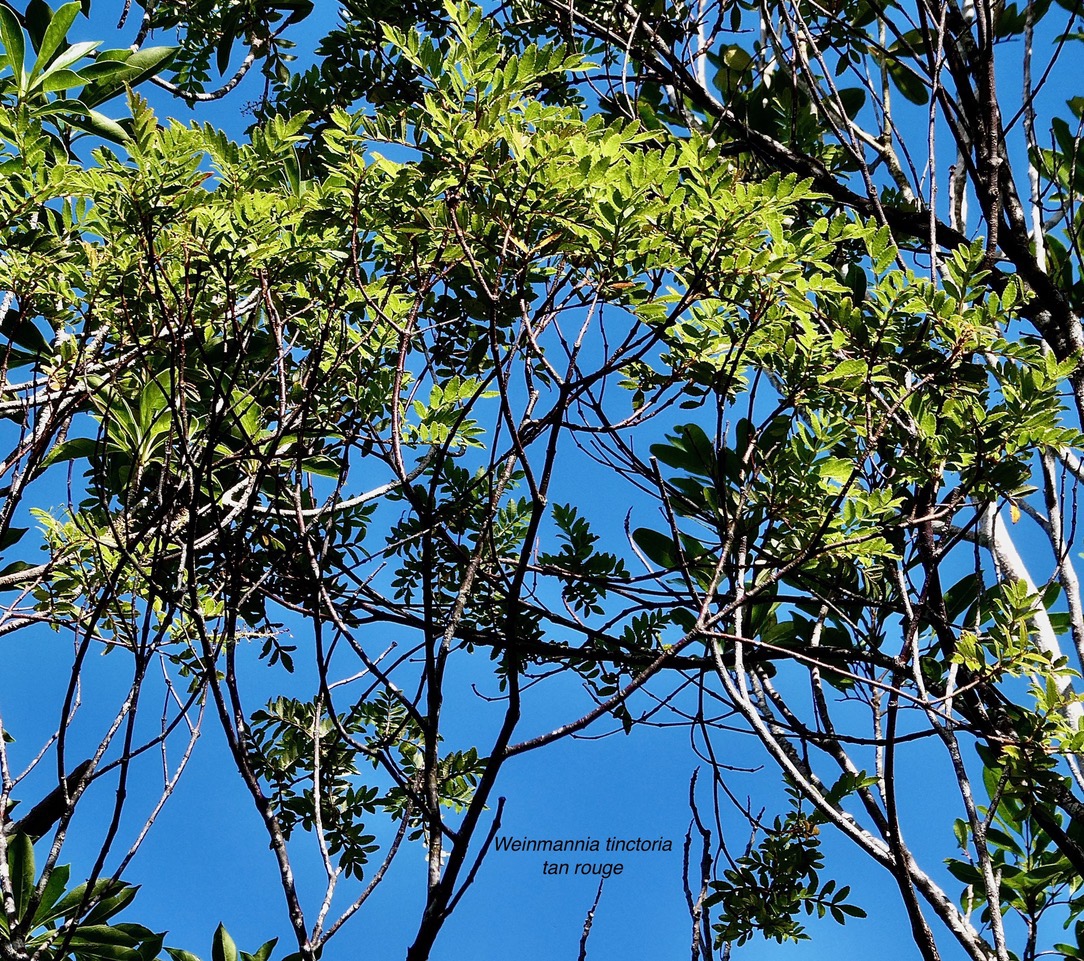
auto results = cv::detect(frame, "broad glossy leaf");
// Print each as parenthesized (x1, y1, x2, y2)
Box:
(276, 0, 314, 25)
(74, 58, 135, 82)
(0, 561, 35, 580)
(650, 424, 716, 477)
(42, 437, 98, 468)
(837, 87, 865, 119)
(7, 833, 35, 920)
(39, 66, 83, 92)
(64, 107, 130, 142)
(78, 45, 174, 107)
(30, 0, 80, 80)
(633, 527, 677, 570)
(302, 455, 341, 478)
(0, 4, 25, 87)
(248, 938, 277, 961)
(0, 525, 27, 550)
(84, 882, 139, 924)
(65, 926, 142, 961)
(887, 59, 928, 105)
(47, 878, 128, 923)
(24, 0, 52, 52)
(29, 95, 86, 118)
(30, 863, 71, 927)
(212, 924, 238, 961)
(1, 309, 52, 355)
(45, 38, 98, 72)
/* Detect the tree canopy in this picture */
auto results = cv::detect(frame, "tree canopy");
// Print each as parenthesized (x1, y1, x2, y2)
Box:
(3, 0, 1084, 959)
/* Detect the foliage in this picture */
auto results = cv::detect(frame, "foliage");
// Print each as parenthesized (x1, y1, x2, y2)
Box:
(0, 833, 163, 961)
(0, 1, 174, 146)
(706, 797, 866, 946)
(3, 0, 1084, 960)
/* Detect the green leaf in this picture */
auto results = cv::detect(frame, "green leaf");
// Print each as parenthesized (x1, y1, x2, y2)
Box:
(1, 309, 52, 356)
(42, 436, 97, 467)
(137, 377, 169, 435)
(30, 863, 71, 927)
(887, 60, 928, 105)
(29, 95, 87, 119)
(0, 561, 35, 581)
(246, 939, 277, 961)
(24, 0, 54, 53)
(945, 858, 982, 885)
(65, 925, 143, 961)
(7, 833, 35, 920)
(0, 5, 26, 88)
(78, 45, 175, 107)
(212, 924, 238, 961)
(43, 38, 98, 72)
(952, 818, 969, 851)
(633, 527, 677, 569)
(214, 3, 244, 75)
(818, 457, 852, 484)
(651, 424, 716, 477)
(74, 58, 134, 82)
(943, 573, 980, 623)
(141, 937, 167, 961)
(29, 0, 79, 81)
(301, 455, 341, 478)
(47, 878, 128, 925)
(67, 926, 139, 945)
(39, 66, 82, 91)
(0, 525, 27, 550)
(84, 882, 139, 924)
(64, 107, 130, 143)
(124, 927, 165, 961)
(277, 0, 314, 25)
(837, 87, 865, 119)
(123, 44, 177, 74)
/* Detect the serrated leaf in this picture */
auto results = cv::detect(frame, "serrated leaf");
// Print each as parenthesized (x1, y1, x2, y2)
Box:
(818, 457, 852, 484)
